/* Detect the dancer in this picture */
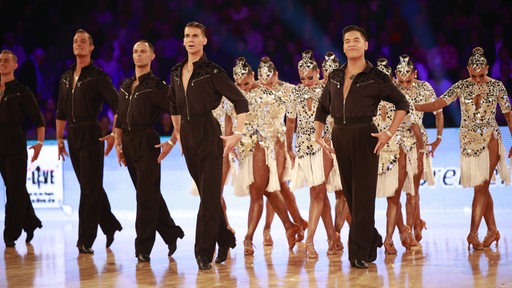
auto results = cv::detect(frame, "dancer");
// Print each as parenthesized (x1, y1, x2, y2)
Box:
(231, 57, 300, 256)
(415, 47, 511, 250)
(394, 55, 444, 244)
(258, 57, 308, 246)
(56, 29, 122, 254)
(373, 56, 423, 254)
(167, 22, 247, 270)
(114, 40, 184, 262)
(315, 25, 409, 269)
(0, 50, 44, 247)
(287, 50, 339, 258)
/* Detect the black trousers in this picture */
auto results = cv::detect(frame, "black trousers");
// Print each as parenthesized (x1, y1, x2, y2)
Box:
(1, 151, 41, 243)
(332, 122, 380, 261)
(180, 113, 232, 261)
(123, 129, 178, 255)
(67, 123, 122, 248)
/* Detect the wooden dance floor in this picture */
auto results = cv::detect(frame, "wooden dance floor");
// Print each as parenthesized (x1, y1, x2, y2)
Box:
(1, 209, 511, 287)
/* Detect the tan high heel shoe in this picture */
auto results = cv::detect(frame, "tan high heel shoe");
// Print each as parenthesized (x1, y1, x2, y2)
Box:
(286, 223, 300, 251)
(384, 240, 397, 255)
(295, 220, 308, 242)
(244, 240, 255, 256)
(263, 229, 273, 246)
(467, 232, 483, 250)
(400, 226, 417, 249)
(332, 232, 344, 251)
(414, 219, 427, 242)
(327, 238, 339, 255)
(483, 230, 500, 248)
(305, 242, 318, 259)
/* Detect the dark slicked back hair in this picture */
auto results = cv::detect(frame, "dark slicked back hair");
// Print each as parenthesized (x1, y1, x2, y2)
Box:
(185, 21, 207, 38)
(137, 39, 155, 53)
(75, 29, 94, 45)
(342, 25, 368, 41)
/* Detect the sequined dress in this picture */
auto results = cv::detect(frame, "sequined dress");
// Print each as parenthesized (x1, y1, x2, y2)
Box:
(441, 78, 511, 187)
(287, 83, 342, 191)
(399, 81, 438, 193)
(234, 86, 286, 195)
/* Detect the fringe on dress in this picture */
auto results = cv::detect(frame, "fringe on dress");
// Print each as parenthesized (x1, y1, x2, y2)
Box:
(289, 151, 326, 190)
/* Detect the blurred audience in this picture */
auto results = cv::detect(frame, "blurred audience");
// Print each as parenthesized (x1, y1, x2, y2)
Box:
(1, 0, 511, 139)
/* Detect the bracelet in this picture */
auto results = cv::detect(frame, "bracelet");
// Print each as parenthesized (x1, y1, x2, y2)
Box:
(385, 130, 393, 138)
(419, 148, 427, 153)
(233, 130, 243, 136)
(37, 140, 43, 145)
(110, 132, 115, 136)
(167, 139, 175, 146)
(437, 135, 442, 139)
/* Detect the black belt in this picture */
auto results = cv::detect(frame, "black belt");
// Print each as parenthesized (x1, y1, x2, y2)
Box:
(68, 120, 98, 127)
(122, 125, 153, 134)
(333, 116, 373, 125)
(181, 112, 212, 122)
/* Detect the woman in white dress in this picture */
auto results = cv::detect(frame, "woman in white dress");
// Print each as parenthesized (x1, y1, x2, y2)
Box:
(415, 47, 511, 250)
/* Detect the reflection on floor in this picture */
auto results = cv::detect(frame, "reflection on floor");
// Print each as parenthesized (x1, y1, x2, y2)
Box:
(1, 210, 511, 287)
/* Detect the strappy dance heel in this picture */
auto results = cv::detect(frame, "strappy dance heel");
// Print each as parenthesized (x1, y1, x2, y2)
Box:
(482, 230, 500, 248)
(384, 240, 397, 254)
(414, 219, 427, 242)
(263, 229, 273, 246)
(467, 232, 483, 250)
(244, 239, 255, 256)
(305, 242, 318, 259)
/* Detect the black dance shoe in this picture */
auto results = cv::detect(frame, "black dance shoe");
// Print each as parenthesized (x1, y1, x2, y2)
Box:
(26, 224, 43, 243)
(77, 245, 94, 254)
(368, 228, 383, 262)
(350, 259, 368, 269)
(215, 237, 236, 264)
(168, 226, 185, 257)
(137, 253, 151, 262)
(196, 256, 212, 270)
(106, 227, 123, 248)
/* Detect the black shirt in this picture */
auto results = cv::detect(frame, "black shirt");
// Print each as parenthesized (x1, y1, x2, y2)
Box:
(315, 61, 409, 124)
(168, 54, 248, 119)
(0, 79, 44, 155)
(116, 71, 169, 131)
(56, 62, 118, 122)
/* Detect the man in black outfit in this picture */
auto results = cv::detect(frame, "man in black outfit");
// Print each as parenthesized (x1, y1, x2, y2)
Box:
(315, 25, 409, 269)
(56, 29, 122, 254)
(114, 40, 184, 262)
(167, 21, 248, 270)
(0, 49, 44, 247)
